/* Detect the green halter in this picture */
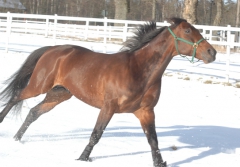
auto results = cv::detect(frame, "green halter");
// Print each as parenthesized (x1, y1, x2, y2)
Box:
(168, 27, 205, 63)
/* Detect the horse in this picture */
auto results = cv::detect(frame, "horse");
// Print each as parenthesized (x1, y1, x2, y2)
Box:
(0, 17, 216, 167)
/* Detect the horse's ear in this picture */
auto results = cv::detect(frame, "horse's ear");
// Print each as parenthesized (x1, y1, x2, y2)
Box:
(166, 18, 175, 25)
(167, 17, 187, 25)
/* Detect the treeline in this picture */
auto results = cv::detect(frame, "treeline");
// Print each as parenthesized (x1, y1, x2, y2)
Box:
(0, 0, 238, 26)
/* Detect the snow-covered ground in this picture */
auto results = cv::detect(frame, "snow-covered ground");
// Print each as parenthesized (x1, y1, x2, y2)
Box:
(0, 44, 240, 167)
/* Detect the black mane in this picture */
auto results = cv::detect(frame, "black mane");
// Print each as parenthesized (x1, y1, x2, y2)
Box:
(120, 18, 187, 53)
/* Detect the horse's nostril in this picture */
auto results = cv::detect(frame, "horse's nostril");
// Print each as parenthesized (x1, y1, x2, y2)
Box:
(208, 48, 216, 56)
(208, 49, 212, 55)
(207, 48, 216, 61)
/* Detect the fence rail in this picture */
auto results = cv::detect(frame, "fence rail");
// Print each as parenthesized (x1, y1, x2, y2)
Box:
(0, 12, 240, 82)
(1, 12, 240, 47)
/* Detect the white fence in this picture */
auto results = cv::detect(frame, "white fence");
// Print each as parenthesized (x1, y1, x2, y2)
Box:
(1, 12, 240, 49)
(0, 12, 240, 82)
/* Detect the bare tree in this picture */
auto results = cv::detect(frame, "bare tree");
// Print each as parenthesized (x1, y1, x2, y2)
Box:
(213, 0, 223, 26)
(3, 0, 238, 26)
(235, 0, 240, 42)
(236, 0, 240, 27)
(152, 0, 156, 20)
(66, 1, 69, 16)
(161, 0, 166, 21)
(76, 0, 81, 17)
(114, 0, 128, 20)
(203, 0, 208, 24)
(182, 0, 198, 24)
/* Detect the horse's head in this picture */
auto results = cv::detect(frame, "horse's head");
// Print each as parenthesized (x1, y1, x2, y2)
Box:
(168, 18, 216, 63)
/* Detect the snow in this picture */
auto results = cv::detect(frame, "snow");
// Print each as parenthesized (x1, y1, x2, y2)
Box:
(0, 44, 240, 167)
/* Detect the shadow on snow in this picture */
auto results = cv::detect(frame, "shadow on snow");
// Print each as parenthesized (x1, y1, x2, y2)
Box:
(19, 125, 240, 166)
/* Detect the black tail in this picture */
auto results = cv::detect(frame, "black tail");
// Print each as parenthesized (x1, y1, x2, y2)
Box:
(0, 46, 52, 114)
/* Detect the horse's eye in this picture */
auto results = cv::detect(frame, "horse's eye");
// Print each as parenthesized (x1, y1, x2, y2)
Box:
(185, 28, 191, 34)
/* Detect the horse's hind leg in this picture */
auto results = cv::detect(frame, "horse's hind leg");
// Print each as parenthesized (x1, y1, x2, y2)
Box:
(14, 86, 72, 141)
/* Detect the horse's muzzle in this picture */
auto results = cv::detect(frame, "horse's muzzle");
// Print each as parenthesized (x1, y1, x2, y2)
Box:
(204, 48, 216, 63)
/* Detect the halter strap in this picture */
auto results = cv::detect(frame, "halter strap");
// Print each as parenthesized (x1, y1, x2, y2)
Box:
(168, 27, 205, 63)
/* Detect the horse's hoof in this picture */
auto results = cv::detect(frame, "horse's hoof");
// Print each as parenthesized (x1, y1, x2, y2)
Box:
(162, 161, 167, 167)
(77, 157, 87, 161)
(0, 117, 3, 123)
(88, 158, 93, 162)
(13, 135, 21, 141)
(77, 157, 92, 162)
(154, 161, 167, 167)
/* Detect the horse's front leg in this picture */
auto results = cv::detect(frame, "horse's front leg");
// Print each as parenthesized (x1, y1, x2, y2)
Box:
(77, 100, 116, 161)
(134, 108, 167, 167)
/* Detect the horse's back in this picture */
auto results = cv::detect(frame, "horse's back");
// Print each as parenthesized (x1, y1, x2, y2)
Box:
(57, 45, 130, 107)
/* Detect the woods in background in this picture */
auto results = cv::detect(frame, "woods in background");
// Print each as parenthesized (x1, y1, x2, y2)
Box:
(0, 0, 239, 27)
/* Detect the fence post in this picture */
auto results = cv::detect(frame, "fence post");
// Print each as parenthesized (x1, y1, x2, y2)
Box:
(226, 25, 231, 83)
(97, 25, 99, 38)
(25, 20, 28, 34)
(64, 24, 67, 36)
(220, 30, 223, 42)
(108, 26, 112, 40)
(45, 18, 49, 37)
(5, 11, 12, 53)
(53, 14, 57, 45)
(103, 17, 107, 53)
(123, 22, 128, 42)
(84, 20, 89, 40)
(209, 29, 213, 41)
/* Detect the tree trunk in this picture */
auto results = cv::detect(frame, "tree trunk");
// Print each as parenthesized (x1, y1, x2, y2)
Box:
(127, 0, 130, 13)
(152, 0, 156, 20)
(76, 0, 81, 17)
(236, 0, 240, 27)
(182, 0, 198, 24)
(51, 0, 54, 14)
(174, 0, 180, 18)
(32, 0, 35, 14)
(213, 0, 223, 26)
(114, 0, 128, 20)
(161, 1, 165, 21)
(36, 0, 41, 14)
(203, 0, 207, 24)
(236, 0, 240, 42)
(66, 2, 68, 16)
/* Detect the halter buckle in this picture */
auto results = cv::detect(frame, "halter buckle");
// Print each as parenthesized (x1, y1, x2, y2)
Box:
(193, 43, 198, 48)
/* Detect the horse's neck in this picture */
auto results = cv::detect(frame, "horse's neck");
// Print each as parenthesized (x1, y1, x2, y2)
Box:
(130, 37, 174, 82)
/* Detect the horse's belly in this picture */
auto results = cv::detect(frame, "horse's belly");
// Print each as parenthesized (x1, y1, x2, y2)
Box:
(70, 88, 104, 109)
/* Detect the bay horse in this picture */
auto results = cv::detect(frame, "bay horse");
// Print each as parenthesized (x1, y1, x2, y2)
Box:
(0, 18, 216, 167)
